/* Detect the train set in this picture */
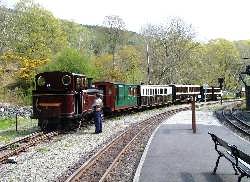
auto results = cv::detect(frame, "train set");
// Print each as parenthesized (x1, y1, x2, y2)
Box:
(32, 71, 222, 130)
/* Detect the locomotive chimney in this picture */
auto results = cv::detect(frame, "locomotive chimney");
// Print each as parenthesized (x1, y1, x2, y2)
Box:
(87, 78, 93, 88)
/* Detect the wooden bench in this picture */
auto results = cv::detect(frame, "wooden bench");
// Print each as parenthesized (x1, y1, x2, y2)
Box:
(208, 132, 250, 182)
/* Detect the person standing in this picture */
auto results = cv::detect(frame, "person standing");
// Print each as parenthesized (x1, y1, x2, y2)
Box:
(92, 93, 103, 133)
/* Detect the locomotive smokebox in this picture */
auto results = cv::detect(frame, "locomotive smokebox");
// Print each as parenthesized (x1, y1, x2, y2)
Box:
(87, 78, 93, 88)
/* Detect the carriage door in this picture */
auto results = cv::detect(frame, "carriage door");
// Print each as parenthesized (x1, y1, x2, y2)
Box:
(116, 84, 125, 108)
(75, 77, 82, 115)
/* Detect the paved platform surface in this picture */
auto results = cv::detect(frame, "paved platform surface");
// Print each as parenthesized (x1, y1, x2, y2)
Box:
(134, 110, 250, 182)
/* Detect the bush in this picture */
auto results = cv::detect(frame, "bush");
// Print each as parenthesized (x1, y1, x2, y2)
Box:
(41, 48, 96, 76)
(0, 87, 32, 105)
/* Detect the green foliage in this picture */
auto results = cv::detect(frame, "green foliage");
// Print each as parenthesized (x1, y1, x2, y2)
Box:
(117, 46, 144, 83)
(203, 39, 241, 90)
(92, 46, 144, 83)
(41, 48, 95, 77)
(62, 20, 96, 54)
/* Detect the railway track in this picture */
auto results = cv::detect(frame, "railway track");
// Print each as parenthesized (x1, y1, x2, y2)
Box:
(0, 131, 58, 164)
(65, 106, 189, 182)
(232, 110, 250, 124)
(221, 109, 250, 136)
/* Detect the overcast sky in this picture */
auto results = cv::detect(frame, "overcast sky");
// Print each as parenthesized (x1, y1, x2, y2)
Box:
(3, 0, 250, 41)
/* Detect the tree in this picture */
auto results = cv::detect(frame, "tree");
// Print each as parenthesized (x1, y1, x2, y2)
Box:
(92, 53, 120, 81)
(41, 48, 94, 77)
(117, 46, 144, 83)
(13, 0, 67, 60)
(0, 0, 68, 91)
(141, 18, 198, 84)
(202, 39, 241, 90)
(62, 20, 96, 54)
(103, 15, 126, 68)
(0, 6, 15, 54)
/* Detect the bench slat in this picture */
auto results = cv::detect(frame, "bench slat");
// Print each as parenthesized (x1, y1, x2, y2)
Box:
(208, 132, 250, 180)
(238, 149, 250, 165)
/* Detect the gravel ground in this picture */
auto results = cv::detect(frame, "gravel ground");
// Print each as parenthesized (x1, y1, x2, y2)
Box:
(0, 104, 190, 182)
(0, 103, 32, 118)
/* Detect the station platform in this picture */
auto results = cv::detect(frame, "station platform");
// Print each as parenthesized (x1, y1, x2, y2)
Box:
(133, 110, 250, 182)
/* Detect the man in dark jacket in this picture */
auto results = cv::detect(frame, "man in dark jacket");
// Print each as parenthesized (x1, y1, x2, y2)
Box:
(92, 93, 103, 133)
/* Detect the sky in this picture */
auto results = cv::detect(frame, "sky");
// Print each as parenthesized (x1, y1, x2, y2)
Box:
(3, 0, 250, 41)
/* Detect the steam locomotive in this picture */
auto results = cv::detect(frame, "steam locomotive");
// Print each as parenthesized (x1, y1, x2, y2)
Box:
(32, 71, 221, 130)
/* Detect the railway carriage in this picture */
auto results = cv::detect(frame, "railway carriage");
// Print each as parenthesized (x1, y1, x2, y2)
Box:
(139, 85, 172, 107)
(94, 82, 139, 114)
(200, 86, 222, 101)
(170, 84, 201, 103)
(32, 71, 98, 129)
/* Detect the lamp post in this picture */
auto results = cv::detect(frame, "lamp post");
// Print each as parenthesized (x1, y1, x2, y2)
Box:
(239, 65, 250, 111)
(218, 77, 224, 105)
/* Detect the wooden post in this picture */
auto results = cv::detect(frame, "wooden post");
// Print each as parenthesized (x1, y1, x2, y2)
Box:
(16, 113, 18, 132)
(192, 95, 196, 133)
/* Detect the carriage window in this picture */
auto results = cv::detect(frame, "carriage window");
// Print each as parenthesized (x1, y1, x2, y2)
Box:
(76, 78, 81, 89)
(108, 88, 112, 95)
(134, 88, 137, 96)
(82, 78, 86, 88)
(155, 89, 157, 95)
(164, 89, 167, 94)
(160, 89, 163, 94)
(150, 89, 152, 95)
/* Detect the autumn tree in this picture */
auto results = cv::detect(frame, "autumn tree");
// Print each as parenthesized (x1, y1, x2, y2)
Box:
(103, 15, 126, 68)
(0, 0, 68, 94)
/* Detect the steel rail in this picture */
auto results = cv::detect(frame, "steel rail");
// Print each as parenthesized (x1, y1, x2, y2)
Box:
(222, 110, 250, 136)
(0, 131, 58, 163)
(231, 111, 250, 128)
(0, 132, 43, 151)
(99, 119, 158, 182)
(65, 106, 189, 182)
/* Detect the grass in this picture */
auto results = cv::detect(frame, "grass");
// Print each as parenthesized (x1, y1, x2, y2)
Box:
(0, 118, 16, 130)
(0, 117, 39, 144)
(36, 147, 50, 153)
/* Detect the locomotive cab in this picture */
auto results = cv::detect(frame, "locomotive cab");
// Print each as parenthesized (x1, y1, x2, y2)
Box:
(32, 71, 88, 129)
